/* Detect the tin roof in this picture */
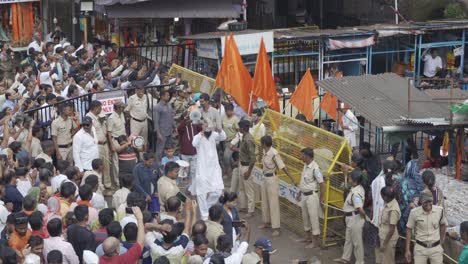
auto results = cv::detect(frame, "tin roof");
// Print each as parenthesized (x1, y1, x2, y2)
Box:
(316, 73, 451, 127)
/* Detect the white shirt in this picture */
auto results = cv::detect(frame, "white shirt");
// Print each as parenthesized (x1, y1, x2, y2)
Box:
(72, 127, 99, 172)
(423, 54, 443, 78)
(371, 170, 386, 227)
(51, 174, 68, 193)
(203, 241, 248, 264)
(0, 201, 10, 234)
(90, 192, 106, 210)
(16, 179, 32, 197)
(39, 72, 56, 87)
(250, 123, 265, 141)
(27, 41, 44, 55)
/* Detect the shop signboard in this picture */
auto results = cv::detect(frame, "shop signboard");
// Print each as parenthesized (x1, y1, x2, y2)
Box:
(196, 40, 219, 60)
(220, 31, 274, 56)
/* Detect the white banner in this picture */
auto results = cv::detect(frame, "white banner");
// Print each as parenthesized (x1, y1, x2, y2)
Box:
(196, 40, 219, 59)
(95, 91, 126, 114)
(251, 166, 301, 206)
(0, 0, 39, 3)
(221, 31, 274, 56)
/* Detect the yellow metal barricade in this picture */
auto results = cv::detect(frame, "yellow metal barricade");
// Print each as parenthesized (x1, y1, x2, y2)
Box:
(254, 109, 352, 247)
(168, 64, 216, 95)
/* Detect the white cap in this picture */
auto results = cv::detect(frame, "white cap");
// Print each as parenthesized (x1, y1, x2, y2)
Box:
(83, 250, 99, 264)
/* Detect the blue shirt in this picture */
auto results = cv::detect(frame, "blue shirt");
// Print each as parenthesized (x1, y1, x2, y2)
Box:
(5, 184, 23, 212)
(133, 162, 160, 197)
(161, 156, 180, 166)
(0, 100, 16, 112)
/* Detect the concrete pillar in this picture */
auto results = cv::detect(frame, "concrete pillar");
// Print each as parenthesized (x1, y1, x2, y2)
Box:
(184, 18, 192, 36)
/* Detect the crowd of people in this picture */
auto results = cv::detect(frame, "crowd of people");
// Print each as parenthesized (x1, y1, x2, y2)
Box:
(0, 30, 293, 264)
(0, 29, 467, 264)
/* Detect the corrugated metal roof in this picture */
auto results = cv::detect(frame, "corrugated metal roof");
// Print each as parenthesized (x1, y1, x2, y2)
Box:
(316, 73, 451, 127)
(423, 88, 468, 103)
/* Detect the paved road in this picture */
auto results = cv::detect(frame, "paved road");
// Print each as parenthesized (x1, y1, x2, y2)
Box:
(239, 210, 344, 264)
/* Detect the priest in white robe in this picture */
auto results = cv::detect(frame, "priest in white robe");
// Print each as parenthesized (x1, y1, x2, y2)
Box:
(191, 124, 227, 220)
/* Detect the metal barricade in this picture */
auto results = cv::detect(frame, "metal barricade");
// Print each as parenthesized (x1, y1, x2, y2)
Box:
(253, 109, 352, 246)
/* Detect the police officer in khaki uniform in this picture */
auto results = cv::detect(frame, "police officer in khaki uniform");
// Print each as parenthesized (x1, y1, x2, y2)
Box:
(334, 169, 366, 264)
(405, 192, 447, 264)
(106, 101, 127, 193)
(125, 87, 151, 144)
(237, 119, 257, 218)
(259, 135, 297, 237)
(376, 186, 401, 264)
(171, 85, 189, 121)
(86, 100, 110, 191)
(51, 103, 77, 162)
(297, 147, 326, 248)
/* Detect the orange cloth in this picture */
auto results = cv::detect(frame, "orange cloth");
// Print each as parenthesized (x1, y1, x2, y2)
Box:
(216, 35, 230, 90)
(442, 131, 449, 157)
(424, 136, 431, 159)
(288, 69, 318, 121)
(215, 34, 253, 113)
(77, 200, 93, 208)
(252, 38, 280, 112)
(8, 229, 32, 252)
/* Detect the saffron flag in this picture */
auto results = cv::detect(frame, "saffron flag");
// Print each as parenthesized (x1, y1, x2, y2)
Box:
(289, 68, 318, 121)
(215, 35, 229, 90)
(252, 38, 280, 112)
(221, 35, 252, 112)
(320, 92, 343, 126)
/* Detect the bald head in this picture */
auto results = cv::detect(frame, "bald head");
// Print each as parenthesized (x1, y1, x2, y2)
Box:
(102, 237, 120, 256)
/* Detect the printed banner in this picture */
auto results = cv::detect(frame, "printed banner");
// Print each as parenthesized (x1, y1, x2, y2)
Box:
(251, 166, 301, 206)
(221, 31, 274, 56)
(196, 40, 219, 59)
(328, 35, 375, 50)
(95, 91, 126, 114)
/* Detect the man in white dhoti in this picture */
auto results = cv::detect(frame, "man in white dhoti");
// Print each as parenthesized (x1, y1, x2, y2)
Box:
(341, 108, 359, 148)
(191, 123, 227, 220)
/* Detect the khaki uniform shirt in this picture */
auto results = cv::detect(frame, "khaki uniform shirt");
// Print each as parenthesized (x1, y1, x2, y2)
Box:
(107, 111, 126, 138)
(343, 185, 365, 212)
(262, 147, 285, 174)
(205, 220, 225, 250)
(299, 160, 323, 193)
(239, 133, 256, 166)
(379, 199, 401, 241)
(86, 112, 107, 142)
(406, 205, 447, 243)
(157, 176, 180, 210)
(126, 94, 149, 120)
(172, 97, 188, 120)
(242, 252, 261, 264)
(51, 116, 76, 145)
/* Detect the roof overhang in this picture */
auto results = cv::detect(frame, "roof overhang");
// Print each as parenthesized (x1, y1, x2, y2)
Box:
(103, 0, 240, 19)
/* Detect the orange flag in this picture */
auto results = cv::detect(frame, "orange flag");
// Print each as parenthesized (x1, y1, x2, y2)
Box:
(289, 69, 318, 121)
(224, 34, 253, 113)
(215, 35, 229, 90)
(320, 92, 337, 119)
(252, 38, 280, 112)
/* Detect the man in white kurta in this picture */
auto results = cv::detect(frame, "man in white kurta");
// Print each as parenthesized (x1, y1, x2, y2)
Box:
(341, 109, 359, 148)
(191, 126, 227, 220)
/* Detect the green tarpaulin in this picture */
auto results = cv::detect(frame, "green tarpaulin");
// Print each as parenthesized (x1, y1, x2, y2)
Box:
(450, 104, 468, 114)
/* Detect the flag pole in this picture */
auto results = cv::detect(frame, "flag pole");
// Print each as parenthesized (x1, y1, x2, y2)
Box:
(247, 90, 253, 114)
